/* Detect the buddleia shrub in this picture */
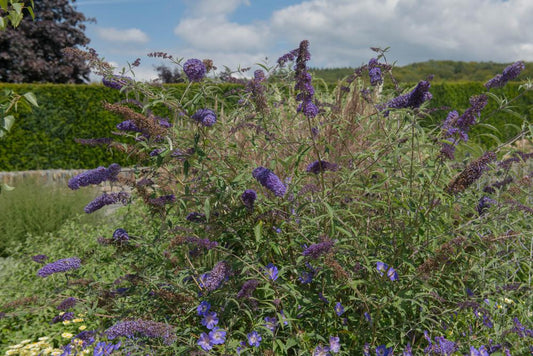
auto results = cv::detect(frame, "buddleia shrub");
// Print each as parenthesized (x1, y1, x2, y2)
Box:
(2, 43, 532, 355)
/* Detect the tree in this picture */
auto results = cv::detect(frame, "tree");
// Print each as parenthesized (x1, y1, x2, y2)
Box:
(154, 64, 185, 84)
(0, 0, 91, 83)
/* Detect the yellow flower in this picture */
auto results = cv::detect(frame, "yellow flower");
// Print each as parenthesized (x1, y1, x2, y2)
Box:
(5, 350, 18, 355)
(38, 337, 50, 341)
(79, 325, 87, 331)
(81, 350, 90, 355)
(62, 320, 71, 325)
(72, 318, 84, 323)
(61, 332, 73, 339)
(503, 297, 514, 304)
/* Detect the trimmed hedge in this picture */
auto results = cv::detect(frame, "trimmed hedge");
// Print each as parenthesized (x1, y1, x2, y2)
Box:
(0, 82, 530, 171)
(0, 83, 242, 171)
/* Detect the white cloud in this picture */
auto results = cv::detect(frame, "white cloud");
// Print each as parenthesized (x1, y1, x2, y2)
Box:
(174, 18, 267, 52)
(95, 27, 150, 44)
(268, 0, 533, 66)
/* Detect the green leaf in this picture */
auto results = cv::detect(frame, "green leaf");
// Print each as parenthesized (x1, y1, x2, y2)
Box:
(23, 92, 38, 107)
(3, 114, 14, 131)
(2, 183, 14, 191)
(0, 0, 7, 10)
(254, 221, 262, 244)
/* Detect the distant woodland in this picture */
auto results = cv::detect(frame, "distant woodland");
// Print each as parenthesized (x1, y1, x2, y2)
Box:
(310, 60, 533, 84)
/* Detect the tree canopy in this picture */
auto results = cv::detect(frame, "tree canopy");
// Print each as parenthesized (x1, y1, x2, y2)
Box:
(0, 0, 91, 83)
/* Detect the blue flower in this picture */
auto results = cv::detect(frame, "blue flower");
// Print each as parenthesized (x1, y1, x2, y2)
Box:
(376, 261, 388, 276)
(470, 345, 489, 356)
(247, 331, 262, 347)
(209, 328, 226, 345)
(197, 332, 212, 351)
(313, 345, 331, 356)
(264, 317, 277, 332)
(375, 344, 393, 356)
(201, 312, 219, 330)
(329, 336, 340, 353)
(387, 267, 398, 281)
(335, 302, 345, 316)
(197, 301, 211, 316)
(93, 341, 120, 356)
(264, 263, 279, 281)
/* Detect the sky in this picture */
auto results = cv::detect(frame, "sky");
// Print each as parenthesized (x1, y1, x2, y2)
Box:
(75, 0, 533, 82)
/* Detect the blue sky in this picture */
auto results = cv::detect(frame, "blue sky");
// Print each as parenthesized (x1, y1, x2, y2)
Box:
(75, 0, 533, 81)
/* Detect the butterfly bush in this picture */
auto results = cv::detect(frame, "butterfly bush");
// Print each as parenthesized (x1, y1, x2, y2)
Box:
(17, 40, 533, 356)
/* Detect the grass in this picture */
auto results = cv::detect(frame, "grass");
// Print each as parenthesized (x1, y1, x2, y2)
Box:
(0, 176, 105, 257)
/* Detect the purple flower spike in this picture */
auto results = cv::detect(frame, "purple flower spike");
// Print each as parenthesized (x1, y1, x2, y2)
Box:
(485, 61, 525, 89)
(183, 58, 206, 82)
(302, 238, 334, 259)
(237, 279, 259, 299)
(191, 108, 217, 127)
(252, 167, 286, 197)
(68, 163, 121, 190)
(37, 257, 81, 278)
(112, 228, 129, 242)
(306, 160, 338, 174)
(241, 189, 257, 208)
(84, 192, 129, 214)
(247, 331, 262, 347)
(31, 254, 48, 264)
(57, 297, 77, 311)
(105, 319, 177, 345)
(203, 261, 230, 291)
(102, 75, 132, 90)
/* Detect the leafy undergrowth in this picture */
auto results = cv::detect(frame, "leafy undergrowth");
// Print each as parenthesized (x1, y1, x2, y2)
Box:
(1, 43, 532, 355)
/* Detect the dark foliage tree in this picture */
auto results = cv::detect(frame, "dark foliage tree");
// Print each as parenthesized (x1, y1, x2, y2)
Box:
(0, 0, 91, 83)
(154, 64, 184, 84)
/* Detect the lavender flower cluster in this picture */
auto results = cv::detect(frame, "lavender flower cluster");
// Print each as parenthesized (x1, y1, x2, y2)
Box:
(37, 257, 81, 278)
(191, 108, 217, 127)
(183, 58, 206, 82)
(202, 261, 230, 292)
(105, 319, 177, 345)
(302, 238, 334, 259)
(241, 189, 257, 209)
(381, 80, 432, 116)
(440, 94, 488, 160)
(485, 61, 525, 89)
(68, 163, 121, 190)
(84, 191, 130, 213)
(306, 160, 338, 174)
(252, 166, 286, 197)
(294, 40, 319, 118)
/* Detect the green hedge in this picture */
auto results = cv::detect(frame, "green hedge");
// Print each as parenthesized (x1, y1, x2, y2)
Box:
(0, 82, 530, 171)
(0, 83, 242, 171)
